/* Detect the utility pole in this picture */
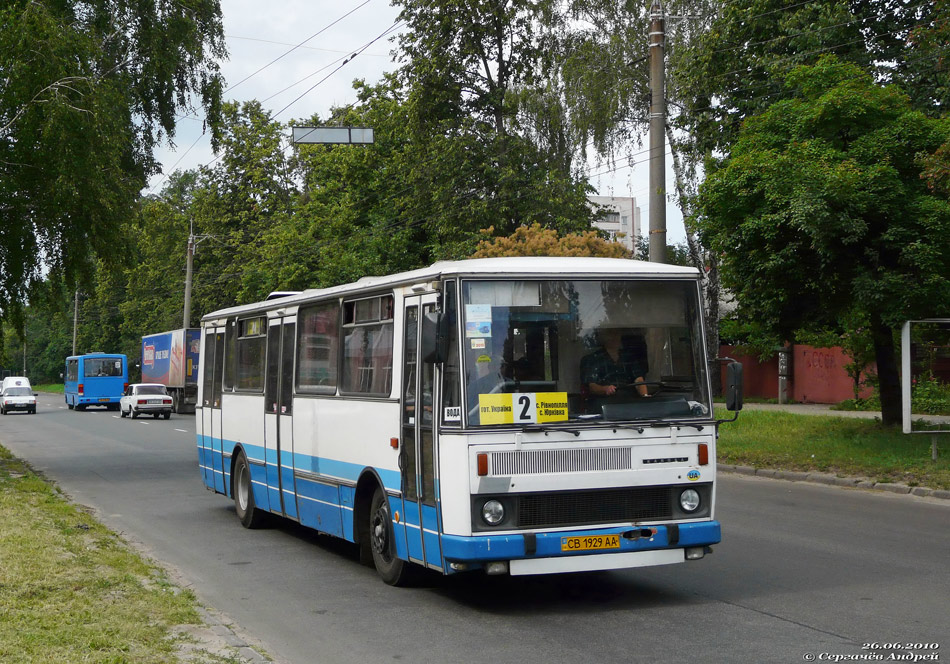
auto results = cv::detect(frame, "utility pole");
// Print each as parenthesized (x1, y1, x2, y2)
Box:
(648, 1, 667, 264)
(183, 226, 195, 330)
(72, 290, 79, 355)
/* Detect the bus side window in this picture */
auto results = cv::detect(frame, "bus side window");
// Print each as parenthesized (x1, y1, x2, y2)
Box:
(202, 334, 215, 408)
(223, 320, 236, 391)
(341, 295, 393, 396)
(236, 317, 266, 391)
(296, 302, 340, 394)
(212, 332, 225, 406)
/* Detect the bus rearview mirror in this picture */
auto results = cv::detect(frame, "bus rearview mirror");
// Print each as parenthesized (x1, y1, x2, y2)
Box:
(725, 361, 744, 412)
(421, 312, 447, 364)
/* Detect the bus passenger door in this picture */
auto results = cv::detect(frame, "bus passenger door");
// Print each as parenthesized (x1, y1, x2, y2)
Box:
(200, 328, 226, 493)
(264, 318, 297, 520)
(401, 296, 441, 571)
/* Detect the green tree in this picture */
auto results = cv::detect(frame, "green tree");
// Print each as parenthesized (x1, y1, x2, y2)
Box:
(393, 0, 596, 251)
(288, 78, 432, 287)
(187, 101, 296, 312)
(123, 173, 197, 338)
(669, 1, 946, 389)
(471, 223, 630, 258)
(0, 0, 225, 333)
(698, 58, 950, 425)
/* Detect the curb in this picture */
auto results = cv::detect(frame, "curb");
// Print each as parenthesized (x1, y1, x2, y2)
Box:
(173, 606, 273, 663)
(719, 464, 950, 500)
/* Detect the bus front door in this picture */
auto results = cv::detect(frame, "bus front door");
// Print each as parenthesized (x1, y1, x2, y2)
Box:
(264, 318, 297, 520)
(200, 328, 226, 493)
(401, 295, 442, 571)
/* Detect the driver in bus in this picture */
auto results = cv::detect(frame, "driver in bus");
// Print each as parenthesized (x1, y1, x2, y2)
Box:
(581, 328, 650, 398)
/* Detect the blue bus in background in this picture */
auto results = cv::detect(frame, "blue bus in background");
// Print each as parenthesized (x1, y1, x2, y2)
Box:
(65, 353, 128, 411)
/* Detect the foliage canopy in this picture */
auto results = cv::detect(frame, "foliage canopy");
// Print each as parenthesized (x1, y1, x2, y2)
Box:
(699, 57, 950, 424)
(0, 0, 225, 334)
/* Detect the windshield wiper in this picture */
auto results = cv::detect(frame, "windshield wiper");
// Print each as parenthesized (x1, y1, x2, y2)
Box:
(522, 425, 581, 437)
(649, 420, 707, 432)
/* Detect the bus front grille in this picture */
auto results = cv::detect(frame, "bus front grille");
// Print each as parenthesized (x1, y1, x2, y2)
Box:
(516, 487, 673, 528)
(491, 447, 633, 475)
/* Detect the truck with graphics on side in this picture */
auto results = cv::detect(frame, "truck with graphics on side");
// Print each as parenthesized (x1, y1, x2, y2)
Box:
(141, 329, 201, 413)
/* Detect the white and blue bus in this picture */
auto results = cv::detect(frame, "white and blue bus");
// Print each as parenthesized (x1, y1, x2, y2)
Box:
(196, 257, 742, 585)
(65, 353, 128, 411)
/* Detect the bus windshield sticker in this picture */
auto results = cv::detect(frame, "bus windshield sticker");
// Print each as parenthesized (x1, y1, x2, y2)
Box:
(478, 392, 569, 425)
(464, 304, 492, 338)
(444, 406, 461, 421)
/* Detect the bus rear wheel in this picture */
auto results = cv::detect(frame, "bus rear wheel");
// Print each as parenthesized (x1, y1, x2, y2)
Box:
(369, 487, 415, 586)
(234, 451, 266, 529)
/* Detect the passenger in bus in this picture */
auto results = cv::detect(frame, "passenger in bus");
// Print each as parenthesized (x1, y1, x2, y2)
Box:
(581, 328, 650, 398)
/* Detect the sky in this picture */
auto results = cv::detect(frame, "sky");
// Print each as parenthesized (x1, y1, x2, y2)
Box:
(147, 0, 686, 244)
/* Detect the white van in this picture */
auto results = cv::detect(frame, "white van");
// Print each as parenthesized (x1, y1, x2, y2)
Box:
(1, 376, 31, 392)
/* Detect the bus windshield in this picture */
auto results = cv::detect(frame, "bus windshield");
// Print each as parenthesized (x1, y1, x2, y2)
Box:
(460, 279, 710, 427)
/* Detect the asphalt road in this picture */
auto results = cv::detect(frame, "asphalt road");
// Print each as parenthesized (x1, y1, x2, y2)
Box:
(2, 393, 948, 664)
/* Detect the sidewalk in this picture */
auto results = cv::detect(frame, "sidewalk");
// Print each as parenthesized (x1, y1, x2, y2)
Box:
(733, 401, 950, 426)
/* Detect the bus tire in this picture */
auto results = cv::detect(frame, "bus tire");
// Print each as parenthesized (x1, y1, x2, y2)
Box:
(234, 451, 266, 529)
(369, 486, 415, 586)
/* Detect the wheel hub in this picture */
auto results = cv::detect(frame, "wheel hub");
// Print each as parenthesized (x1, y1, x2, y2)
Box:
(371, 509, 388, 555)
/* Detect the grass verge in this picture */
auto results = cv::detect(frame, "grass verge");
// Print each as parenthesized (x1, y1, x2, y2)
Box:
(0, 445, 231, 663)
(33, 383, 63, 394)
(718, 410, 950, 490)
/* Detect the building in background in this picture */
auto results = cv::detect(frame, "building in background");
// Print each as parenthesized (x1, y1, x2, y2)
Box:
(589, 196, 640, 254)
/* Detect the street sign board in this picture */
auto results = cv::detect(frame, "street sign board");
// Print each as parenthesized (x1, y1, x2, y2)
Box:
(291, 126, 374, 145)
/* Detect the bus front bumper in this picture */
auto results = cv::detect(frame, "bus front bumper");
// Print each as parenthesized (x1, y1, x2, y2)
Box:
(440, 520, 720, 575)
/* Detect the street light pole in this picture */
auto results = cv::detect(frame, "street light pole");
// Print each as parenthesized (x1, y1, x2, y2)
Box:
(72, 290, 78, 355)
(648, 1, 667, 264)
(183, 225, 195, 330)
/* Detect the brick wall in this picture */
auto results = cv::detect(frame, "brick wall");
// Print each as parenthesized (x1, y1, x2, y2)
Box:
(719, 344, 874, 404)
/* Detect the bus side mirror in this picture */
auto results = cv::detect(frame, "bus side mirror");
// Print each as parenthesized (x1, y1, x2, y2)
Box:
(421, 312, 447, 364)
(725, 361, 744, 411)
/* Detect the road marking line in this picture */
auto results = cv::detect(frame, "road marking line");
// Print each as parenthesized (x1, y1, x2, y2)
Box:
(175, 428, 188, 433)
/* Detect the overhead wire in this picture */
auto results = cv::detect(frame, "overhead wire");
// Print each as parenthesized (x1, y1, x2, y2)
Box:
(226, 33, 389, 58)
(223, 0, 374, 95)
(148, 2, 394, 194)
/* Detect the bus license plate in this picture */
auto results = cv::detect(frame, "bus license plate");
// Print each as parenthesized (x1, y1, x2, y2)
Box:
(98, 397, 110, 402)
(561, 534, 621, 552)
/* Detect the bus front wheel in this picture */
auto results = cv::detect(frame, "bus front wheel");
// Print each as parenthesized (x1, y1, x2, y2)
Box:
(369, 487, 415, 586)
(234, 452, 266, 529)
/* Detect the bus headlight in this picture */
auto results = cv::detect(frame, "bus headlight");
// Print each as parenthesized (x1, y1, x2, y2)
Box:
(481, 500, 505, 526)
(679, 489, 701, 513)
